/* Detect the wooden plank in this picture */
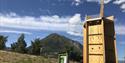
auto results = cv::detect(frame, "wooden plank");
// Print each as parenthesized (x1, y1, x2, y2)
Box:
(89, 55, 103, 63)
(89, 35, 103, 44)
(88, 25, 102, 34)
(89, 45, 103, 54)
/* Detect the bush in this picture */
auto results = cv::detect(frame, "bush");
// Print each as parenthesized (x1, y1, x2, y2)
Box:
(0, 35, 7, 50)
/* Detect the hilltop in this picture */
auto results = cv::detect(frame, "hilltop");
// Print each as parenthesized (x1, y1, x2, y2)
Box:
(39, 33, 82, 57)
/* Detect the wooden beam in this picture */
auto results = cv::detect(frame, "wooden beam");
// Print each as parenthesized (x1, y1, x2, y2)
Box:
(100, 0, 104, 17)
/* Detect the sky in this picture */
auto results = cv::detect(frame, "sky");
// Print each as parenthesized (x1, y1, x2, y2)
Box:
(0, 0, 125, 61)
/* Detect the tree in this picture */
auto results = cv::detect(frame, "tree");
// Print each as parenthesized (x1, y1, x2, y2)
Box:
(11, 34, 27, 53)
(0, 35, 7, 50)
(11, 42, 18, 52)
(28, 38, 41, 55)
(67, 46, 82, 62)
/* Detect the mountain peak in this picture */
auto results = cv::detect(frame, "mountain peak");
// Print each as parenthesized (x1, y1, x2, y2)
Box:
(40, 33, 82, 58)
(45, 33, 64, 40)
(49, 33, 61, 37)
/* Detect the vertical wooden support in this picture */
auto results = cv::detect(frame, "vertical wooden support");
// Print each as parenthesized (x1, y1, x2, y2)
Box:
(101, 19, 106, 63)
(100, 0, 104, 17)
(83, 23, 88, 63)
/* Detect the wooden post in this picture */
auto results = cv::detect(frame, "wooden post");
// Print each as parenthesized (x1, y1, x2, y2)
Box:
(100, 0, 104, 17)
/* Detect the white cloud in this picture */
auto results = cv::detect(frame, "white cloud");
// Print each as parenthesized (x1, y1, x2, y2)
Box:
(104, 0, 112, 4)
(68, 14, 83, 36)
(115, 25, 125, 35)
(113, 0, 125, 5)
(113, 0, 125, 12)
(72, 0, 81, 6)
(86, 0, 125, 12)
(0, 12, 83, 36)
(0, 29, 31, 35)
(67, 31, 82, 36)
(1, 12, 124, 36)
(86, 0, 112, 4)
(40, 15, 70, 23)
(120, 4, 125, 12)
(8, 12, 17, 17)
(69, 14, 81, 24)
(75, 0, 81, 2)
(0, 13, 69, 31)
(86, 0, 98, 3)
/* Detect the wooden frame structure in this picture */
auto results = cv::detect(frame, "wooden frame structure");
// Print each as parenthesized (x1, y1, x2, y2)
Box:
(83, 16, 118, 63)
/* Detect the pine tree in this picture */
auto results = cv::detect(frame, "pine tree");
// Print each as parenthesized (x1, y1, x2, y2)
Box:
(29, 38, 41, 55)
(11, 42, 18, 51)
(0, 35, 7, 50)
(11, 34, 27, 53)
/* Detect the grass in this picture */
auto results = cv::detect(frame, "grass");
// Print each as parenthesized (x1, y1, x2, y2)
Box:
(0, 50, 57, 63)
(0, 50, 78, 63)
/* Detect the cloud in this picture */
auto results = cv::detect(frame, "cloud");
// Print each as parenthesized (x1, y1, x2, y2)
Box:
(113, 0, 125, 12)
(0, 13, 69, 31)
(40, 15, 70, 23)
(72, 0, 82, 6)
(67, 31, 82, 36)
(0, 29, 32, 35)
(69, 14, 81, 24)
(86, 0, 112, 4)
(120, 4, 125, 12)
(86, 0, 98, 3)
(104, 0, 112, 4)
(68, 14, 83, 36)
(113, 0, 125, 5)
(86, 0, 125, 12)
(0, 12, 82, 36)
(115, 25, 125, 35)
(1, 12, 124, 36)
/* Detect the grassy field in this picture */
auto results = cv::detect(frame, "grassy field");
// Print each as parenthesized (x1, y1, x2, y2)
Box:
(0, 50, 78, 63)
(0, 50, 58, 63)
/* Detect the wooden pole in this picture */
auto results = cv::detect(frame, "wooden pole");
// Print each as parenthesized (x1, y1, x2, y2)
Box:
(100, 0, 104, 17)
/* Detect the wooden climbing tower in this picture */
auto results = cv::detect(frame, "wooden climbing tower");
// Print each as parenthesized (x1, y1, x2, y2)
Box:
(83, 0, 118, 63)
